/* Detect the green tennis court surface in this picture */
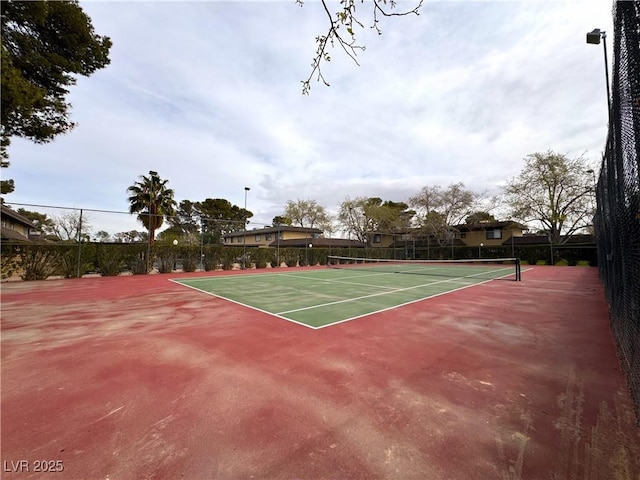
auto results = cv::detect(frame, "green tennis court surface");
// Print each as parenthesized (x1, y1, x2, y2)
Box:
(172, 259, 520, 329)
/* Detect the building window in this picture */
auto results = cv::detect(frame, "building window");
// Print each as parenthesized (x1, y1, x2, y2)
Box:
(255, 234, 261, 242)
(373, 234, 381, 243)
(266, 233, 272, 240)
(460, 232, 466, 239)
(486, 229, 502, 240)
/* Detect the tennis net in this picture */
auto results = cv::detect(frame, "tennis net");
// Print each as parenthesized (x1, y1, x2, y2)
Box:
(327, 256, 522, 281)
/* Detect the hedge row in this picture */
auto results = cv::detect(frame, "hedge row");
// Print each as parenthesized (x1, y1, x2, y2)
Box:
(0, 242, 597, 281)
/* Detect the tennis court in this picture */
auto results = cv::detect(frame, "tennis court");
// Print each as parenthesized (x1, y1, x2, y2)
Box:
(2, 265, 639, 479)
(172, 257, 522, 328)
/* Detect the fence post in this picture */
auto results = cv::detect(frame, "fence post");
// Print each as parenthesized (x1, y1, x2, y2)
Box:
(76, 209, 83, 278)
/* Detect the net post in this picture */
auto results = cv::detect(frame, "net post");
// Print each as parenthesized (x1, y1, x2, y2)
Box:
(515, 258, 521, 281)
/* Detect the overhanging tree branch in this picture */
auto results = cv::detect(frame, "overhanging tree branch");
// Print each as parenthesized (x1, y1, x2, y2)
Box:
(298, 0, 423, 94)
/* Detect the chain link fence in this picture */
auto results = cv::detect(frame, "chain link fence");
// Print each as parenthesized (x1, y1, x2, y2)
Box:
(594, 1, 640, 423)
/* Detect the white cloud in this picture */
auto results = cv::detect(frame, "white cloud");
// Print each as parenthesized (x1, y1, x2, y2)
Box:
(4, 0, 613, 234)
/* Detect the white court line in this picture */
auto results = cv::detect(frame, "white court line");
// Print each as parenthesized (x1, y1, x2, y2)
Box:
(276, 268, 511, 315)
(168, 279, 318, 329)
(312, 266, 532, 329)
(279, 272, 398, 290)
(170, 265, 523, 329)
(314, 277, 496, 329)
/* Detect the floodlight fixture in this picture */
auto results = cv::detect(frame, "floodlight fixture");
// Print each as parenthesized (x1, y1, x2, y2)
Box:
(586, 28, 611, 124)
(586, 28, 603, 45)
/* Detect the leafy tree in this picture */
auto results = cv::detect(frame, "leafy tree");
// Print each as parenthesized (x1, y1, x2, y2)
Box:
(272, 215, 292, 226)
(1, 138, 13, 197)
(113, 230, 146, 243)
(1, 1, 111, 158)
(410, 183, 478, 245)
(165, 200, 200, 240)
(465, 211, 496, 224)
(16, 208, 55, 235)
(366, 198, 414, 234)
(95, 230, 111, 242)
(338, 197, 414, 242)
(298, 0, 423, 94)
(503, 151, 595, 244)
(127, 171, 177, 244)
(284, 199, 329, 228)
(195, 198, 252, 244)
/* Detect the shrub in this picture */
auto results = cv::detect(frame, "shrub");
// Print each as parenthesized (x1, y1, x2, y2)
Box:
(282, 249, 299, 267)
(554, 259, 569, 266)
(156, 249, 177, 273)
(535, 260, 547, 265)
(129, 251, 151, 274)
(95, 244, 127, 276)
(285, 258, 298, 267)
(182, 256, 198, 272)
(58, 243, 96, 278)
(20, 246, 61, 280)
(576, 260, 591, 267)
(1, 245, 21, 279)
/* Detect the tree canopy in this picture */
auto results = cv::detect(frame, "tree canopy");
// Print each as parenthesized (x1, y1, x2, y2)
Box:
(337, 197, 414, 242)
(272, 215, 293, 226)
(503, 151, 595, 244)
(1, 0, 111, 147)
(409, 183, 478, 245)
(164, 198, 252, 245)
(465, 211, 496, 224)
(16, 208, 55, 235)
(197, 198, 252, 244)
(284, 199, 330, 229)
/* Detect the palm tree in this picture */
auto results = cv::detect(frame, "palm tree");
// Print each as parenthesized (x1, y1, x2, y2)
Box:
(127, 171, 177, 244)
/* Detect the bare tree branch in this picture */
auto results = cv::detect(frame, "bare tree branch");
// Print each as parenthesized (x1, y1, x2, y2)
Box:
(298, 0, 423, 94)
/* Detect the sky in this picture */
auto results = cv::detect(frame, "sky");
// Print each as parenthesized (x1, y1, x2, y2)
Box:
(3, 0, 613, 237)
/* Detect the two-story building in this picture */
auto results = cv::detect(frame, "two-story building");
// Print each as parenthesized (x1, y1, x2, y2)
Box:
(222, 225, 325, 248)
(0, 205, 37, 243)
(453, 220, 528, 246)
(365, 221, 528, 249)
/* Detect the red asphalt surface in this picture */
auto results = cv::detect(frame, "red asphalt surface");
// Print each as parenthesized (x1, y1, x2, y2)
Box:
(1, 266, 639, 480)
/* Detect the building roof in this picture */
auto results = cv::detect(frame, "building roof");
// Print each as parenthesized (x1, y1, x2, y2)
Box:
(223, 225, 324, 238)
(271, 238, 364, 248)
(1, 205, 37, 228)
(0, 226, 30, 242)
(1, 205, 37, 243)
(389, 238, 466, 248)
(502, 234, 595, 245)
(455, 221, 528, 232)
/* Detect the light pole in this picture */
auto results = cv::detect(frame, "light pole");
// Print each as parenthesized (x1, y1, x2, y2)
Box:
(173, 238, 178, 271)
(276, 223, 281, 268)
(200, 217, 205, 271)
(479, 242, 484, 258)
(586, 29, 611, 125)
(243, 186, 250, 269)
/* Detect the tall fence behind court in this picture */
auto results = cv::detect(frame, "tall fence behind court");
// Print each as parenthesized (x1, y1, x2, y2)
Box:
(593, 1, 640, 423)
